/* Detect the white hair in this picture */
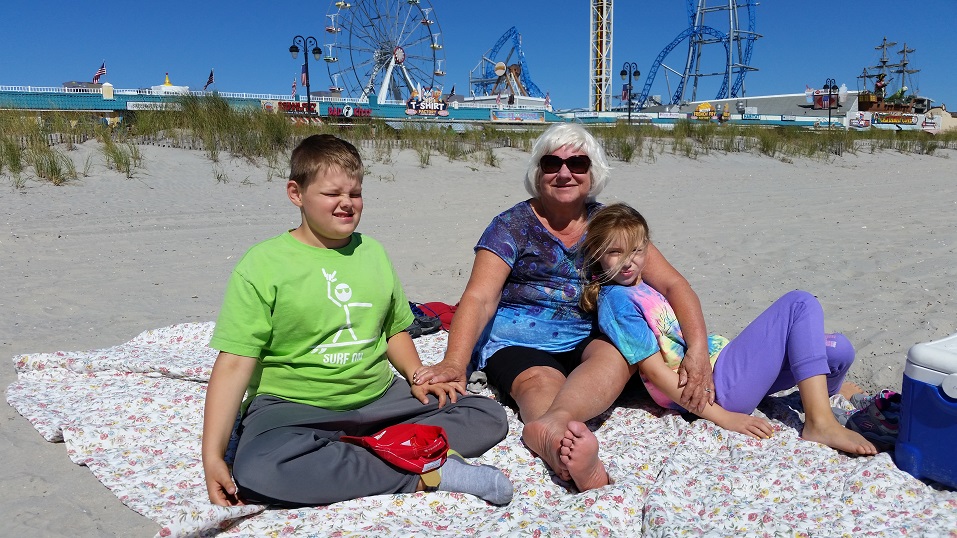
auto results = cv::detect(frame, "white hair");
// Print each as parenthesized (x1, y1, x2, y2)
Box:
(523, 123, 612, 201)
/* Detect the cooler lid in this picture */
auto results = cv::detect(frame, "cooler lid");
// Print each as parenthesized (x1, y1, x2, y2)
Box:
(907, 332, 957, 375)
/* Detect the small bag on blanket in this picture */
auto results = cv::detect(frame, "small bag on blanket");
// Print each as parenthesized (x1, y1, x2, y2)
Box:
(340, 424, 449, 474)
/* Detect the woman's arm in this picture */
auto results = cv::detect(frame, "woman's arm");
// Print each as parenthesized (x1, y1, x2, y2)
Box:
(386, 330, 462, 406)
(640, 242, 714, 413)
(202, 351, 257, 506)
(637, 352, 773, 440)
(413, 249, 511, 388)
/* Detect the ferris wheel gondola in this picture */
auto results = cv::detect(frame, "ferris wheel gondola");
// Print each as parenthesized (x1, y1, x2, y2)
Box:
(324, 0, 445, 102)
(325, 14, 341, 34)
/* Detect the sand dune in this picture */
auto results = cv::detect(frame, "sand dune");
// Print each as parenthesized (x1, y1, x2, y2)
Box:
(2, 140, 955, 536)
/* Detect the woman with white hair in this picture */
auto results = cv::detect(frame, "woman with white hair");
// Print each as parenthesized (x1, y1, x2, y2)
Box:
(413, 123, 713, 491)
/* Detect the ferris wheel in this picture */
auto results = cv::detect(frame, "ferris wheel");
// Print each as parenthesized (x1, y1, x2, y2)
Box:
(324, 0, 446, 102)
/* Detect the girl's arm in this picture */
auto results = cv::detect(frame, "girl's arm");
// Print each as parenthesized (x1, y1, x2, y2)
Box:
(202, 352, 257, 506)
(637, 351, 774, 440)
(386, 330, 462, 407)
(640, 242, 713, 413)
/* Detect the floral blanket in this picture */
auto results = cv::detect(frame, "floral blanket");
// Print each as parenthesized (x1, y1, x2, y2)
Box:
(6, 323, 957, 537)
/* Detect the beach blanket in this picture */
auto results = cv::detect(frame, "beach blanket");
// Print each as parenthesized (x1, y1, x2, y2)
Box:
(7, 322, 957, 537)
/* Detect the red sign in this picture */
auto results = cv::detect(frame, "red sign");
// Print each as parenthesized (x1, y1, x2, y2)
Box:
(278, 101, 317, 114)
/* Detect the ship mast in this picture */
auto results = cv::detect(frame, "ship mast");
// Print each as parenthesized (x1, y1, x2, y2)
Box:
(892, 43, 919, 95)
(867, 36, 897, 82)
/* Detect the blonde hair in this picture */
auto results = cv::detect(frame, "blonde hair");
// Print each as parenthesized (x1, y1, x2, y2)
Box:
(289, 134, 364, 188)
(579, 203, 650, 313)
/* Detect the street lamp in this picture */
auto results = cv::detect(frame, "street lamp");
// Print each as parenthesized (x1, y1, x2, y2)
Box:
(290, 35, 322, 114)
(823, 77, 836, 129)
(620, 62, 640, 124)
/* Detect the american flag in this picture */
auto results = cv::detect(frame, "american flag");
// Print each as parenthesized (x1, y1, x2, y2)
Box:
(203, 69, 214, 91)
(92, 62, 107, 84)
(495, 92, 501, 105)
(621, 83, 630, 102)
(544, 92, 551, 108)
(292, 77, 297, 97)
(301, 64, 308, 87)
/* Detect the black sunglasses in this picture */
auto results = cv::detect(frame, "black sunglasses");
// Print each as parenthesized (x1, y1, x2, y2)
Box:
(539, 154, 591, 174)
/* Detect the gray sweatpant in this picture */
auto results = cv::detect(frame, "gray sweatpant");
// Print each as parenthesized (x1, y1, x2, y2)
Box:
(231, 377, 509, 506)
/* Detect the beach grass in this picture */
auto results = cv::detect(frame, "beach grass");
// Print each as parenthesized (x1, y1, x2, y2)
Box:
(2, 104, 954, 187)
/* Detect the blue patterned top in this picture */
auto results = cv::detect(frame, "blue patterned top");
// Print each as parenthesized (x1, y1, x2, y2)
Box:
(472, 200, 600, 370)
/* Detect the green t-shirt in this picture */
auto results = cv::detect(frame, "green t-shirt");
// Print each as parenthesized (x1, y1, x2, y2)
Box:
(209, 232, 414, 411)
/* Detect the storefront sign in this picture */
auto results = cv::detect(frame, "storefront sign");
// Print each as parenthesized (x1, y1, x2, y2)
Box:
(693, 103, 715, 120)
(490, 110, 545, 122)
(873, 113, 918, 125)
(406, 89, 449, 117)
(328, 105, 371, 118)
(127, 102, 181, 111)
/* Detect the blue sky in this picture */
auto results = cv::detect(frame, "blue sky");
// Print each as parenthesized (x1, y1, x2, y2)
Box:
(3, 1, 954, 111)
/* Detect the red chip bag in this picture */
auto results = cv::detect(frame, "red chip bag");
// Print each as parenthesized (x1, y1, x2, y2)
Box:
(340, 424, 449, 474)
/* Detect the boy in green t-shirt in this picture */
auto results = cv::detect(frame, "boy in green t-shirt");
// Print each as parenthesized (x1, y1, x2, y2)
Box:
(202, 134, 511, 507)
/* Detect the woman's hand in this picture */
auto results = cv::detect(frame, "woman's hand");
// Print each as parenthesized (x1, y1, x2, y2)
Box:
(713, 411, 775, 440)
(411, 379, 465, 407)
(412, 363, 467, 393)
(677, 347, 715, 414)
(204, 458, 243, 506)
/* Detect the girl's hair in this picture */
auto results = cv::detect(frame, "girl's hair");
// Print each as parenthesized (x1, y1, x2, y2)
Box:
(524, 123, 612, 201)
(579, 203, 650, 313)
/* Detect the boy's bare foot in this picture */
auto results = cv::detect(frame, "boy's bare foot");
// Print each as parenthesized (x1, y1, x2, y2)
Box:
(559, 421, 609, 491)
(522, 415, 572, 481)
(839, 381, 865, 400)
(802, 420, 878, 455)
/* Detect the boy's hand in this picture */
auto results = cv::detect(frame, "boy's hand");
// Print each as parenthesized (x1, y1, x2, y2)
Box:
(411, 380, 465, 408)
(204, 458, 244, 506)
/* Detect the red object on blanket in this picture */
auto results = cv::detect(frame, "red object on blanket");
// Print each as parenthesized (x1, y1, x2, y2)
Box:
(418, 302, 457, 331)
(340, 424, 449, 474)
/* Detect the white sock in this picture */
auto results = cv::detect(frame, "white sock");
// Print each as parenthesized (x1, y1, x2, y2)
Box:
(436, 453, 513, 505)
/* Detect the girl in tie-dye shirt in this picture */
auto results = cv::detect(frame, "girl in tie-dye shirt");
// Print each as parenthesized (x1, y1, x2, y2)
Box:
(579, 204, 881, 455)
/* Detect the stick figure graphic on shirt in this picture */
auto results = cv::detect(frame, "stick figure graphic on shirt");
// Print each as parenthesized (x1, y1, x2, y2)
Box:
(311, 268, 373, 355)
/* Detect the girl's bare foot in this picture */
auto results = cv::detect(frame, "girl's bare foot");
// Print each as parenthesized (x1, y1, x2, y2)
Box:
(839, 381, 865, 400)
(802, 419, 878, 455)
(522, 415, 572, 481)
(559, 421, 609, 491)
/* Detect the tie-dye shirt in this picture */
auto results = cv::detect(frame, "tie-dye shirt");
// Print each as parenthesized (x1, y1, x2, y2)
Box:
(597, 281, 728, 410)
(472, 200, 600, 370)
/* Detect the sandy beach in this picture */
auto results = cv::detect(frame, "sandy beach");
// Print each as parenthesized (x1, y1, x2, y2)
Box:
(2, 139, 955, 536)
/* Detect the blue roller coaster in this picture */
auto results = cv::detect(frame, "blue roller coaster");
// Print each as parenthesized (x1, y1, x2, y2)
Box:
(469, 26, 545, 98)
(635, 0, 760, 111)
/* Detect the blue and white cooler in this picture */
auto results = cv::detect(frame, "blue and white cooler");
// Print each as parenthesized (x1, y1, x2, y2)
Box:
(895, 332, 957, 489)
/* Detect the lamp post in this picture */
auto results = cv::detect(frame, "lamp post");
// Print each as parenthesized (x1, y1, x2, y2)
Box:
(823, 77, 836, 129)
(620, 62, 640, 124)
(290, 35, 322, 115)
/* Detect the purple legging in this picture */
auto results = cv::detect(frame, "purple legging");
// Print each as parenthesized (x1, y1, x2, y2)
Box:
(712, 290, 854, 414)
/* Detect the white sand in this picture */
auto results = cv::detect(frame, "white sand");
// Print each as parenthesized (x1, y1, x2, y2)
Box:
(2, 140, 955, 536)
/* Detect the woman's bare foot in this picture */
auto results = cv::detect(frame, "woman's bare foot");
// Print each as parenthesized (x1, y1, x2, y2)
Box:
(559, 421, 609, 491)
(802, 419, 878, 455)
(522, 414, 572, 481)
(839, 381, 865, 400)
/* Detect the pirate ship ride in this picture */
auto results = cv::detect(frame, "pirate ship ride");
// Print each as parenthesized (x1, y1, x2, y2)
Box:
(856, 37, 931, 115)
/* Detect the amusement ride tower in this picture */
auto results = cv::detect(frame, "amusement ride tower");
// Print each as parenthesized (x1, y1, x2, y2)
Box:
(589, 0, 613, 112)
